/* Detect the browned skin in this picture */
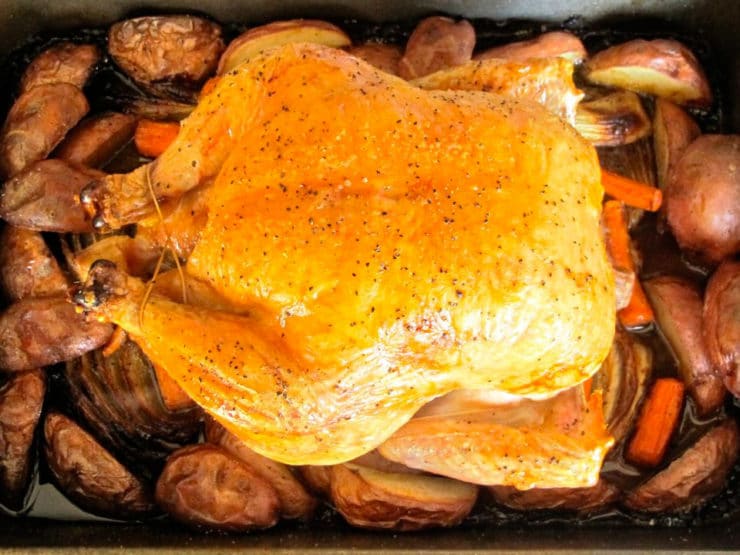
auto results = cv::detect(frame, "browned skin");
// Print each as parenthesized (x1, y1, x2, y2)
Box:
(298, 465, 332, 497)
(0, 83, 88, 179)
(0, 296, 112, 372)
(398, 16, 476, 79)
(0, 226, 68, 302)
(644, 276, 726, 415)
(108, 16, 223, 87)
(665, 135, 740, 264)
(43, 412, 155, 519)
(347, 43, 402, 75)
(475, 31, 586, 63)
(204, 418, 317, 520)
(652, 99, 700, 190)
(623, 419, 739, 513)
(703, 259, 740, 396)
(0, 159, 104, 233)
(19, 42, 100, 94)
(488, 479, 620, 513)
(0, 369, 45, 510)
(329, 463, 478, 531)
(155, 444, 280, 531)
(55, 112, 137, 168)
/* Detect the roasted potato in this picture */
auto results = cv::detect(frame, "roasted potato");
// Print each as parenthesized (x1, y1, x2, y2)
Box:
(205, 418, 317, 520)
(0, 226, 68, 302)
(329, 463, 478, 531)
(108, 16, 224, 95)
(665, 134, 740, 263)
(0, 369, 45, 511)
(0, 83, 88, 178)
(575, 90, 651, 147)
(0, 159, 104, 233)
(488, 479, 620, 513)
(19, 42, 100, 94)
(298, 465, 332, 497)
(346, 43, 402, 75)
(43, 412, 156, 519)
(217, 20, 351, 75)
(652, 98, 700, 189)
(644, 276, 726, 415)
(584, 39, 712, 108)
(475, 31, 586, 64)
(55, 112, 137, 168)
(155, 444, 280, 532)
(398, 16, 476, 80)
(623, 419, 739, 513)
(703, 259, 740, 396)
(0, 295, 112, 372)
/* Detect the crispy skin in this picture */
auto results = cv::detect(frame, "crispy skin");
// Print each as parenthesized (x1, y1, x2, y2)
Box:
(81, 45, 614, 470)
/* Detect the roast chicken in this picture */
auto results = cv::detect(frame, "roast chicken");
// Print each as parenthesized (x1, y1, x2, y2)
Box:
(77, 43, 615, 487)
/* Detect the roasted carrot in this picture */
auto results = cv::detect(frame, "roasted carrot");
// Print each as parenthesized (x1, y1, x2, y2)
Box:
(601, 169, 663, 212)
(602, 200, 655, 328)
(134, 119, 180, 158)
(152, 361, 195, 412)
(626, 377, 685, 468)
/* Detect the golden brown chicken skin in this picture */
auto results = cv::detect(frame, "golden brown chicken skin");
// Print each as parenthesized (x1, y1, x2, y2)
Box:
(78, 44, 615, 474)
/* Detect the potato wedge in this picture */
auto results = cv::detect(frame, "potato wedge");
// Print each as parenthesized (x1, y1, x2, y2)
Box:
(653, 99, 700, 189)
(665, 134, 740, 263)
(703, 260, 740, 396)
(575, 90, 651, 147)
(298, 465, 332, 497)
(55, 112, 137, 169)
(205, 418, 316, 520)
(346, 43, 402, 75)
(217, 20, 351, 75)
(398, 16, 475, 80)
(489, 479, 620, 513)
(475, 31, 586, 64)
(584, 39, 712, 108)
(330, 463, 478, 531)
(20, 42, 100, 94)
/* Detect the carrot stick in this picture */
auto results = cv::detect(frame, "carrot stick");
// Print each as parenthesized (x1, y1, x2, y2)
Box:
(134, 119, 180, 158)
(601, 169, 663, 212)
(626, 378, 685, 468)
(602, 200, 655, 328)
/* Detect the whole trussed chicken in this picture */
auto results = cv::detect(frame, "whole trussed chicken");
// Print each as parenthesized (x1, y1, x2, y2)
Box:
(77, 43, 615, 487)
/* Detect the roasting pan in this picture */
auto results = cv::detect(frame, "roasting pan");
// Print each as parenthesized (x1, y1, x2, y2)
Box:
(0, 0, 738, 552)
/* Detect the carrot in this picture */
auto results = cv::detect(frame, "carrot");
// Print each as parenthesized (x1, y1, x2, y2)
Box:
(626, 377, 685, 468)
(152, 361, 195, 412)
(601, 169, 663, 212)
(602, 200, 655, 328)
(134, 119, 180, 158)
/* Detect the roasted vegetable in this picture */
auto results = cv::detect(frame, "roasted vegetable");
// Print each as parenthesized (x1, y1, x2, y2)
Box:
(623, 419, 739, 513)
(0, 159, 104, 233)
(652, 98, 700, 190)
(19, 42, 100, 94)
(703, 259, 740, 396)
(475, 31, 586, 63)
(0, 226, 68, 302)
(0, 369, 45, 511)
(585, 39, 712, 108)
(665, 134, 740, 263)
(329, 463, 478, 531)
(644, 276, 726, 415)
(217, 20, 351, 75)
(398, 16, 476, 79)
(55, 112, 137, 168)
(43, 412, 156, 519)
(0, 83, 88, 178)
(575, 90, 651, 147)
(488, 479, 620, 513)
(108, 15, 224, 98)
(205, 418, 316, 520)
(155, 444, 280, 532)
(0, 295, 112, 372)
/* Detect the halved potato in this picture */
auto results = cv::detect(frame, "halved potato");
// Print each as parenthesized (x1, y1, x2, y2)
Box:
(398, 16, 476, 80)
(575, 90, 651, 147)
(585, 39, 712, 108)
(475, 31, 586, 64)
(653, 98, 701, 189)
(217, 20, 351, 75)
(330, 463, 478, 531)
(346, 43, 402, 75)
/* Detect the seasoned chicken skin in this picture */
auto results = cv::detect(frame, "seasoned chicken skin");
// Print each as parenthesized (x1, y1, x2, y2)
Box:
(79, 44, 615, 471)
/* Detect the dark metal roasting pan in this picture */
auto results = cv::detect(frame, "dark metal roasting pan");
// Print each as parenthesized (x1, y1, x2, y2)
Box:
(0, 0, 738, 552)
